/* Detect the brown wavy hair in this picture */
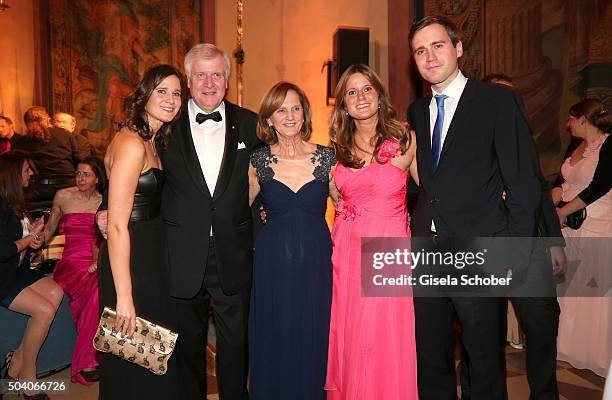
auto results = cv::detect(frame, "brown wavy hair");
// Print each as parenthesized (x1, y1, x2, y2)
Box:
(0, 151, 36, 218)
(24, 106, 52, 142)
(330, 64, 409, 168)
(569, 98, 612, 133)
(121, 64, 188, 148)
(257, 82, 313, 144)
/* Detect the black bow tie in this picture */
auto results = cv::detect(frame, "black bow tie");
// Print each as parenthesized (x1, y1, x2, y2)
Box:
(196, 111, 222, 124)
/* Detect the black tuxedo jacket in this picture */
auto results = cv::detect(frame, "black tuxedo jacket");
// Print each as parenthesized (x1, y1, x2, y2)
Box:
(408, 78, 541, 238)
(161, 101, 259, 298)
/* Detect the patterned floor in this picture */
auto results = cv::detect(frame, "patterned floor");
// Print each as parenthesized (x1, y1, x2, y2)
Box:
(493, 347, 605, 400)
(3, 346, 605, 399)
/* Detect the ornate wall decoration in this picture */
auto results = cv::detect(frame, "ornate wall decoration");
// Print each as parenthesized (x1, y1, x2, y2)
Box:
(49, 0, 200, 155)
(588, 1, 612, 64)
(425, 0, 483, 78)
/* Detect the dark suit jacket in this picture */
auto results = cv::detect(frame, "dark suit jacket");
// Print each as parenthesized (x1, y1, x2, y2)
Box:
(12, 127, 85, 179)
(161, 101, 259, 298)
(408, 78, 541, 239)
(0, 197, 23, 300)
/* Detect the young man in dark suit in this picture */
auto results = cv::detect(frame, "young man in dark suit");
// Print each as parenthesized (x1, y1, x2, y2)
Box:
(161, 43, 259, 400)
(408, 17, 542, 399)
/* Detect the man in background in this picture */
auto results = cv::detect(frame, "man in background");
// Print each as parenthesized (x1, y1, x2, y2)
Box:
(53, 112, 92, 157)
(0, 115, 23, 154)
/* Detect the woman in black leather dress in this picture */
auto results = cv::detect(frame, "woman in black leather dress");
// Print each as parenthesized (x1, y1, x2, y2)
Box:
(98, 64, 187, 399)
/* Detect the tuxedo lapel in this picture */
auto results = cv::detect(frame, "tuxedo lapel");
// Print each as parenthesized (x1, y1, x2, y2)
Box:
(177, 110, 212, 198)
(212, 102, 239, 201)
(437, 79, 476, 168)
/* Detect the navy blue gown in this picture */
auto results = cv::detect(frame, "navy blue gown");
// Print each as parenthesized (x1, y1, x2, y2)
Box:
(248, 145, 335, 400)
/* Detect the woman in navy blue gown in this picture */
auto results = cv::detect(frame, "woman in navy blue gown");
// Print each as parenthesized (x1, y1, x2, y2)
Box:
(248, 82, 336, 400)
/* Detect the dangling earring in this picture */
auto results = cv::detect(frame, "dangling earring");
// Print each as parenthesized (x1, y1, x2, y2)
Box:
(378, 103, 381, 111)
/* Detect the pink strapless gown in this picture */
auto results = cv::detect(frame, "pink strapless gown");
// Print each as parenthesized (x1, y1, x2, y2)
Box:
(53, 213, 100, 379)
(325, 140, 418, 400)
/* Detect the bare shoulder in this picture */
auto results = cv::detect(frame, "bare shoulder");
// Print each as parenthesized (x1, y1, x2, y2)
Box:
(52, 186, 76, 206)
(109, 128, 145, 149)
(106, 128, 146, 167)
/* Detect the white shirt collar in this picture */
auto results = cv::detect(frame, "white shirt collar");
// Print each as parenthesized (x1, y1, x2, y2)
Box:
(188, 99, 226, 123)
(431, 70, 468, 100)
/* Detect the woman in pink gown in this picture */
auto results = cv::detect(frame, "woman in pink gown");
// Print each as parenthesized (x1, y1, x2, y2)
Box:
(43, 157, 106, 384)
(325, 64, 419, 400)
(552, 98, 612, 377)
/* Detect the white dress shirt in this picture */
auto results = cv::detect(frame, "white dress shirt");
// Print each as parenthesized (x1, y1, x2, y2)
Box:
(188, 99, 226, 196)
(428, 70, 468, 146)
(428, 71, 468, 232)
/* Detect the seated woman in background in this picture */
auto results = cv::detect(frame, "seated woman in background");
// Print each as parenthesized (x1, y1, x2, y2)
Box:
(42, 156, 106, 385)
(248, 82, 336, 400)
(0, 151, 63, 400)
(552, 98, 611, 377)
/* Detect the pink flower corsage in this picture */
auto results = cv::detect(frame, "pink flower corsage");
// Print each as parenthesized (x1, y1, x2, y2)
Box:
(378, 139, 400, 163)
(335, 200, 361, 221)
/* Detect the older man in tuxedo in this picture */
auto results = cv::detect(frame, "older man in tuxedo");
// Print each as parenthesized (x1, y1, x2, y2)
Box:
(408, 16, 542, 399)
(161, 43, 259, 400)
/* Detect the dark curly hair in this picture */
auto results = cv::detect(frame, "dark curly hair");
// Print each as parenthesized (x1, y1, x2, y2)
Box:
(24, 106, 52, 142)
(330, 64, 409, 169)
(121, 64, 188, 148)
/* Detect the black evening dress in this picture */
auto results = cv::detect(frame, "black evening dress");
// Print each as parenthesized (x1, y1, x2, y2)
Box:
(248, 145, 335, 400)
(98, 168, 177, 399)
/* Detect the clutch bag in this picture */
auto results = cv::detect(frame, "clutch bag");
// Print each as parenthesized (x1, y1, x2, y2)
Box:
(93, 306, 179, 375)
(558, 201, 587, 230)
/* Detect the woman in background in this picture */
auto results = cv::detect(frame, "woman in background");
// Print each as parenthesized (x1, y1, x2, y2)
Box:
(553, 98, 611, 377)
(0, 151, 63, 400)
(43, 156, 105, 385)
(99, 64, 186, 399)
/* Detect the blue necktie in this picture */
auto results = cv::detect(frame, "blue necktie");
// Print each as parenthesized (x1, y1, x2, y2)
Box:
(432, 94, 447, 170)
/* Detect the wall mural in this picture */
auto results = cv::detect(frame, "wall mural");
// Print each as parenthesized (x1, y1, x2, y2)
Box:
(49, 0, 201, 156)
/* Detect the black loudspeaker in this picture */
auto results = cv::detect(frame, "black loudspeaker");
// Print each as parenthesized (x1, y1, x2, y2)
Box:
(332, 27, 369, 95)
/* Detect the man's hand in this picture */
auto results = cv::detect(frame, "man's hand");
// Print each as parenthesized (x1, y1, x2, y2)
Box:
(549, 246, 567, 276)
(96, 210, 108, 239)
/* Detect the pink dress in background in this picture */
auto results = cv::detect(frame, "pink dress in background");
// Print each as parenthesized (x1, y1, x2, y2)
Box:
(53, 213, 100, 379)
(325, 140, 418, 400)
(557, 134, 612, 377)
